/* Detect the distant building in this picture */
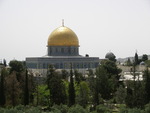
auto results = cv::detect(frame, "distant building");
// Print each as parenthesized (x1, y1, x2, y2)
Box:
(26, 22, 99, 76)
(118, 65, 148, 81)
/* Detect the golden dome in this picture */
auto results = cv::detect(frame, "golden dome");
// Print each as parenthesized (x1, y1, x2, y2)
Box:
(48, 26, 79, 46)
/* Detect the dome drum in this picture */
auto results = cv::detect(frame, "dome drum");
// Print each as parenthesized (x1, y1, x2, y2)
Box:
(48, 46, 79, 56)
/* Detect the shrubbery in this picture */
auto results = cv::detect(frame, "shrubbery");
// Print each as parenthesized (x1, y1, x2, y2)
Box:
(0, 103, 150, 113)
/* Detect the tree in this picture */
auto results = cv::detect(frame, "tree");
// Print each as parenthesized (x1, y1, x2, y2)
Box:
(87, 69, 99, 107)
(28, 72, 35, 104)
(96, 66, 112, 100)
(115, 85, 126, 104)
(47, 65, 56, 87)
(74, 70, 82, 84)
(61, 69, 69, 80)
(68, 66, 75, 106)
(3, 59, 7, 67)
(125, 73, 146, 108)
(101, 60, 122, 77)
(47, 65, 67, 105)
(76, 81, 90, 108)
(24, 69, 29, 105)
(34, 84, 50, 106)
(5, 72, 21, 106)
(9, 60, 25, 73)
(100, 60, 122, 92)
(0, 68, 7, 106)
(145, 60, 150, 67)
(49, 75, 67, 105)
(9, 60, 25, 82)
(92, 60, 122, 106)
(125, 84, 134, 108)
(142, 54, 148, 62)
(126, 58, 132, 66)
(143, 67, 150, 104)
(134, 52, 139, 65)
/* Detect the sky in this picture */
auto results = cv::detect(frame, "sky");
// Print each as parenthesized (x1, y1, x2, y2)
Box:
(0, 0, 150, 63)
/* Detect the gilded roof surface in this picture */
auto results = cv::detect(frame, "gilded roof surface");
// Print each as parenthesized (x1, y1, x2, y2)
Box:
(48, 26, 79, 46)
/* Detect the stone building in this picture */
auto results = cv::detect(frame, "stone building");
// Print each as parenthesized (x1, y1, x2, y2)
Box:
(26, 23, 99, 76)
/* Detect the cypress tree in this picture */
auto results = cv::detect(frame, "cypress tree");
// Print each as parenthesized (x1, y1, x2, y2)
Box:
(134, 52, 139, 65)
(3, 59, 7, 67)
(47, 65, 55, 88)
(144, 67, 150, 104)
(49, 75, 67, 105)
(0, 68, 6, 106)
(68, 64, 75, 106)
(24, 69, 29, 105)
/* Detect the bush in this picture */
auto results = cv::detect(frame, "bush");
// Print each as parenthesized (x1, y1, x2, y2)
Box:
(15, 104, 25, 111)
(0, 108, 5, 113)
(50, 104, 68, 113)
(127, 108, 142, 113)
(96, 104, 110, 113)
(144, 103, 150, 113)
(25, 106, 42, 113)
(0, 105, 42, 113)
(3, 108, 18, 113)
(68, 104, 89, 113)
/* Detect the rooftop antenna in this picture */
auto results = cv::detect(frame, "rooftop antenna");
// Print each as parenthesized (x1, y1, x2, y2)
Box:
(62, 19, 64, 27)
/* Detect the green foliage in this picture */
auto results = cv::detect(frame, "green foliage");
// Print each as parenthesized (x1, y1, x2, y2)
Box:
(101, 60, 122, 77)
(96, 104, 110, 113)
(5, 72, 21, 106)
(0, 108, 5, 113)
(0, 68, 7, 106)
(126, 58, 133, 66)
(47, 65, 56, 85)
(134, 52, 139, 65)
(144, 102, 150, 113)
(33, 84, 50, 106)
(47, 65, 67, 106)
(115, 85, 126, 104)
(9, 60, 25, 73)
(68, 104, 89, 113)
(68, 68, 75, 106)
(96, 66, 112, 100)
(125, 80, 146, 108)
(2, 57, 150, 110)
(76, 81, 90, 107)
(74, 70, 83, 84)
(0, 105, 42, 113)
(143, 68, 150, 104)
(49, 75, 67, 105)
(142, 54, 148, 61)
(118, 104, 127, 113)
(61, 70, 69, 80)
(127, 108, 142, 113)
(145, 60, 150, 67)
(87, 70, 98, 106)
(24, 106, 42, 113)
(51, 104, 68, 113)
(24, 69, 29, 105)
